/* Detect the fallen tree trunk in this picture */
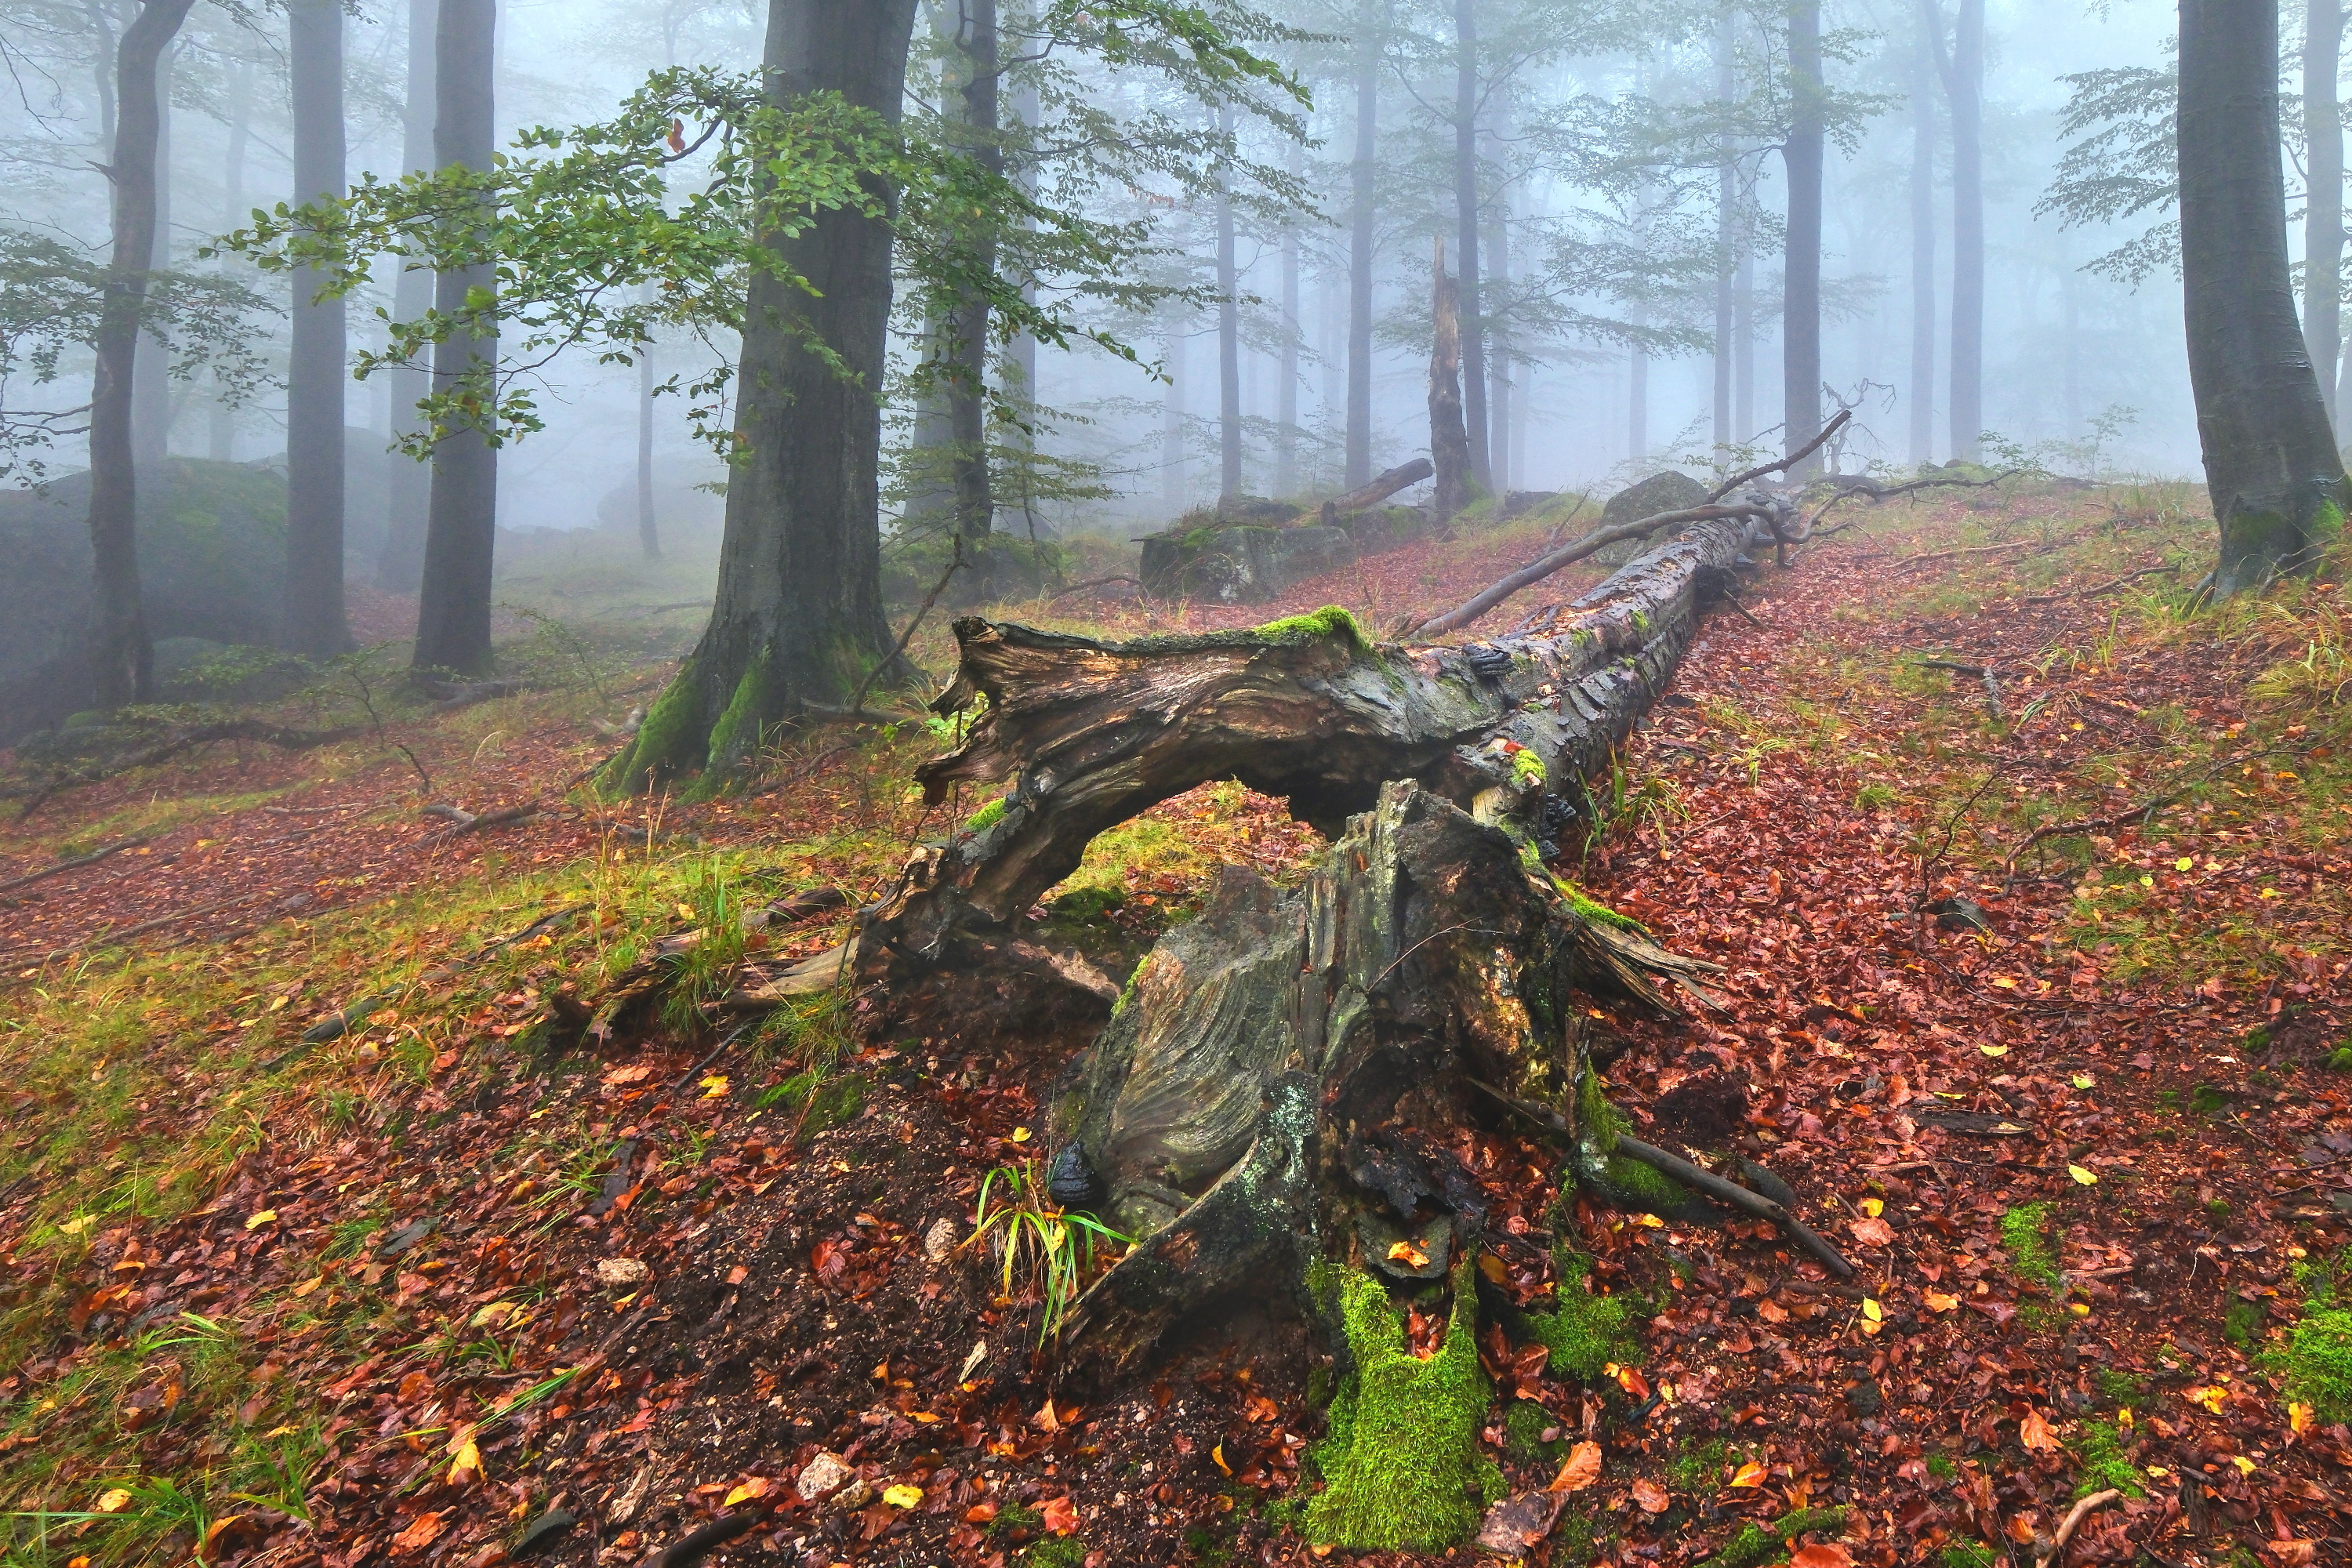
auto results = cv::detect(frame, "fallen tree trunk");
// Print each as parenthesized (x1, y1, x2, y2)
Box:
(1319, 456, 1434, 521)
(836, 510, 1811, 1552)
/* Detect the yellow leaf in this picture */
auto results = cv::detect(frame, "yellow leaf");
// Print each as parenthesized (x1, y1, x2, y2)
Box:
(2073, 1074, 2095, 1089)
(447, 1440, 481, 1486)
(1386, 1240, 1429, 1269)
(1729, 1461, 1769, 1489)
(2139, 874, 2154, 888)
(1009, 1127, 1033, 1143)
(724, 1478, 771, 1508)
(2176, 857, 2194, 871)
(883, 1484, 924, 1510)
(2187, 1385, 2228, 1414)
(676, 902, 696, 921)
(1924, 1290, 1959, 1312)
(245, 1210, 278, 1230)
(292, 1276, 325, 1298)
(1980, 1044, 2009, 1057)
(2290, 1402, 2316, 1435)
(470, 1301, 513, 1327)
(909, 1410, 941, 1423)
(1861, 1298, 1882, 1322)
(700, 1075, 730, 1099)
(267, 994, 289, 1011)
(94, 1489, 133, 1515)
(2230, 1454, 2255, 1476)
(1860, 1197, 1883, 1218)
(56, 1215, 93, 1236)
(1991, 975, 2018, 989)
(1211, 1443, 1231, 1475)
(1477, 1251, 1508, 1284)
(2069, 1164, 2099, 1186)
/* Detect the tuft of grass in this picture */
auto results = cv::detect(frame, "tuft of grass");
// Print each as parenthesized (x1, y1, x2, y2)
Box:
(964, 1162, 1131, 1344)
(2002, 1202, 2061, 1294)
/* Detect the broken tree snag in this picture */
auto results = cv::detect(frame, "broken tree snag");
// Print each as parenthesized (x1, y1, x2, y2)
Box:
(857, 512, 1759, 1005)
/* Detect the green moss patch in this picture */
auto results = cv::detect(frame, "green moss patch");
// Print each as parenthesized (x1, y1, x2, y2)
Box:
(1521, 1253, 1638, 1380)
(599, 662, 706, 797)
(1250, 604, 1371, 654)
(1694, 1508, 1849, 1568)
(2001, 1201, 2060, 1294)
(2270, 1308, 2352, 1421)
(1303, 1264, 1502, 1552)
(963, 796, 1011, 835)
(2070, 1418, 2143, 1498)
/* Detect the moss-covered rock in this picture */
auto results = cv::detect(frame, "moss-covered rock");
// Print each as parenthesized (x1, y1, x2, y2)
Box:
(1303, 1263, 1503, 1552)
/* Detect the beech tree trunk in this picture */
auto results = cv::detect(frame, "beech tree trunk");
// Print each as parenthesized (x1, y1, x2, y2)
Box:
(1429, 241, 1473, 524)
(413, 0, 499, 675)
(1217, 103, 1243, 503)
(1346, 2, 1379, 492)
(947, 0, 1000, 549)
(130, 39, 174, 472)
(209, 56, 253, 463)
(1454, 0, 1490, 495)
(1909, 5, 1936, 466)
(1936, 0, 1984, 461)
(1783, 0, 1824, 473)
(601, 0, 920, 790)
(1714, 15, 1736, 454)
(2179, 0, 2350, 592)
(84, 0, 198, 710)
(377, 0, 437, 594)
(285, 0, 351, 659)
(2307, 0, 2343, 426)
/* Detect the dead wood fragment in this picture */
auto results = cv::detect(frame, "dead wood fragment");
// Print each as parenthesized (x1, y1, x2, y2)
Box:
(0, 835, 152, 895)
(1609, 1134, 1856, 1279)
(417, 800, 544, 848)
(1320, 457, 1436, 521)
(2035, 1488, 2120, 1568)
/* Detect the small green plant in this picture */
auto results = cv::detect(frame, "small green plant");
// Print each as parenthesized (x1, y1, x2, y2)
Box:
(2224, 1298, 2266, 1349)
(1855, 782, 1897, 810)
(1523, 1250, 1639, 1379)
(2001, 1202, 2060, 1294)
(964, 1162, 1132, 1344)
(2189, 1083, 2229, 1117)
(2092, 1368, 2147, 1406)
(1019, 1537, 1088, 1568)
(2069, 1418, 2143, 1498)
(1939, 1544, 1999, 1568)
(2267, 1308, 2352, 1422)
(1665, 1436, 1730, 1492)
(2327, 1044, 2352, 1072)
(2206, 1197, 2233, 1221)
(1925, 1454, 1958, 1480)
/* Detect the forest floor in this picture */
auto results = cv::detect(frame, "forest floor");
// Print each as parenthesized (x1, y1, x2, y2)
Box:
(3, 478, 2351, 1568)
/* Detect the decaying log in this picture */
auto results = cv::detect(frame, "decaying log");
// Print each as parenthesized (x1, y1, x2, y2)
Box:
(1319, 457, 1436, 523)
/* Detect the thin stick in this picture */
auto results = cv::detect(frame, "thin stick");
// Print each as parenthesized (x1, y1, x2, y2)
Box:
(1612, 1134, 1856, 1279)
(0, 836, 152, 895)
(1701, 409, 1853, 504)
(2034, 1489, 2119, 1568)
(848, 534, 964, 717)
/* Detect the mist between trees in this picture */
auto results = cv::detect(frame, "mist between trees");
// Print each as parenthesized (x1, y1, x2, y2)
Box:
(0, 0, 2337, 729)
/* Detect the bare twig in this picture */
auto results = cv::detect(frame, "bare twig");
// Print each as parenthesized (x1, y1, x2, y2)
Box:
(1611, 1134, 1856, 1279)
(1701, 408, 1856, 503)
(0, 835, 152, 895)
(2034, 1489, 2120, 1568)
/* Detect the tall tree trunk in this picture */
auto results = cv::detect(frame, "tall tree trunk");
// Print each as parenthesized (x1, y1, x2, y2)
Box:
(1934, 0, 1984, 461)
(1454, 0, 1490, 494)
(637, 284, 660, 561)
(209, 56, 253, 463)
(1483, 85, 1510, 490)
(1909, 7, 1936, 466)
(2180, 0, 2350, 592)
(1007, 67, 1040, 539)
(1163, 308, 1187, 510)
(1734, 249, 1755, 441)
(413, 0, 499, 675)
(1345, 2, 1379, 490)
(130, 39, 174, 470)
(1712, 16, 1735, 454)
(1784, 0, 1824, 473)
(285, 0, 351, 658)
(85, 0, 197, 710)
(949, 0, 1000, 549)
(1628, 336, 1648, 460)
(378, 0, 437, 593)
(1217, 103, 1243, 503)
(601, 0, 920, 790)
(1277, 143, 1301, 498)
(2307, 0, 2344, 425)
(1429, 239, 1472, 524)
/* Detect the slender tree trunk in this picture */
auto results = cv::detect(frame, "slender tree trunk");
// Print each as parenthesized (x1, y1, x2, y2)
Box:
(285, 0, 351, 658)
(1784, 0, 1824, 472)
(1936, 0, 1984, 460)
(85, 2, 116, 158)
(2180, 0, 2351, 591)
(1163, 308, 1187, 510)
(1008, 66, 1040, 538)
(1217, 103, 1243, 502)
(413, 0, 499, 675)
(1628, 336, 1648, 461)
(209, 56, 252, 463)
(130, 39, 174, 470)
(379, 0, 438, 593)
(1453, 0, 1490, 494)
(1346, 2, 1379, 490)
(1909, 7, 1936, 466)
(2063, 268, 2082, 437)
(949, 0, 1000, 548)
(1713, 16, 1735, 454)
(637, 285, 660, 561)
(2307, 0, 2344, 426)
(1734, 249, 1755, 440)
(1277, 142, 1301, 497)
(1429, 239, 1472, 524)
(85, 0, 198, 710)
(601, 0, 920, 790)
(1483, 83, 1510, 491)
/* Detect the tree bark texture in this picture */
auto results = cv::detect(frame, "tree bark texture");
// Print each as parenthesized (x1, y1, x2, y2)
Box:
(84, 0, 197, 710)
(1783, 0, 1824, 472)
(1278, 139, 1302, 499)
(1162, 308, 1187, 509)
(378, 0, 438, 593)
(1217, 103, 1243, 503)
(1714, 16, 1737, 454)
(1454, 0, 1490, 494)
(1346, 3, 1379, 492)
(1933, 0, 1984, 461)
(602, 0, 920, 790)
(2179, 0, 2350, 591)
(285, 0, 351, 659)
(414, 0, 499, 676)
(1429, 241, 1473, 525)
(209, 56, 254, 463)
(2307, 0, 2344, 424)
(1909, 7, 1936, 466)
(949, 0, 1000, 548)
(1485, 104, 1510, 492)
(638, 282, 661, 560)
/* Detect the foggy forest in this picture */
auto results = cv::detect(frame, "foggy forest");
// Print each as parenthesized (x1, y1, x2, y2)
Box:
(7, 2, 2352, 1568)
